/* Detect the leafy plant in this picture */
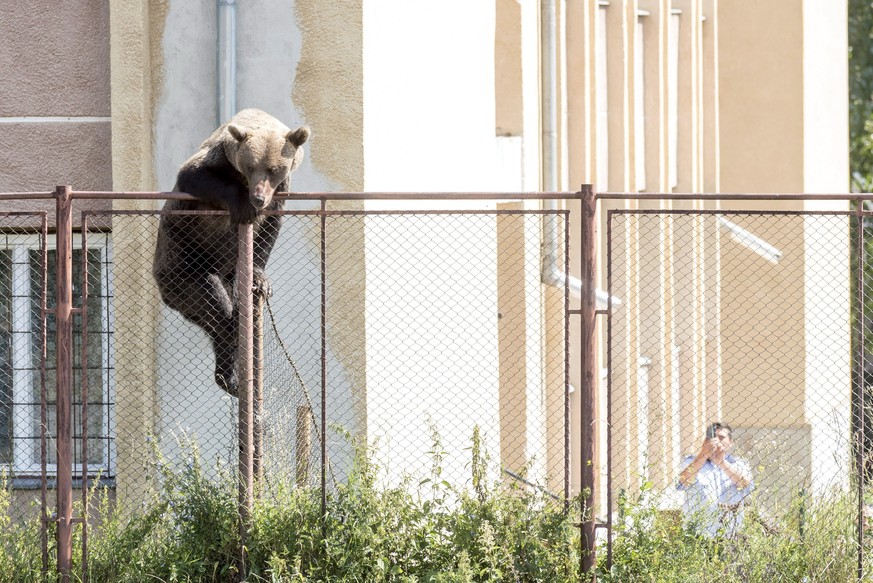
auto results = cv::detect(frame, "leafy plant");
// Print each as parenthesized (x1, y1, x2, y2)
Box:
(4, 430, 578, 582)
(598, 485, 866, 583)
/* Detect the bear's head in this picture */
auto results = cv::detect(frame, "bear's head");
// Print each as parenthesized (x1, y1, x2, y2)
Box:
(226, 123, 310, 210)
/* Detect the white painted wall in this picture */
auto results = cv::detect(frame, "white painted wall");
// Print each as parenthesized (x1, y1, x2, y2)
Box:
(802, 0, 848, 196)
(804, 214, 851, 495)
(361, 2, 501, 487)
(360, 2, 549, 489)
(153, 0, 348, 472)
(801, 0, 850, 495)
(362, 2, 500, 195)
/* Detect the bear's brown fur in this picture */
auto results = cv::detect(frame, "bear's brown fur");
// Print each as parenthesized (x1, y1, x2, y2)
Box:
(153, 109, 310, 395)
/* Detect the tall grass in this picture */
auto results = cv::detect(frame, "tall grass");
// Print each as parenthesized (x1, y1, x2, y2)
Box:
(0, 470, 44, 581)
(4, 436, 870, 582)
(597, 482, 866, 583)
(1, 430, 580, 582)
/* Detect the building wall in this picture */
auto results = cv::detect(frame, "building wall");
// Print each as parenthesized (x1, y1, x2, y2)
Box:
(564, 0, 850, 511)
(0, 2, 112, 205)
(105, 0, 368, 499)
(0, 0, 852, 515)
(361, 1, 550, 489)
(0, 1, 113, 515)
(801, 0, 851, 495)
(108, 0, 165, 509)
(717, 0, 850, 500)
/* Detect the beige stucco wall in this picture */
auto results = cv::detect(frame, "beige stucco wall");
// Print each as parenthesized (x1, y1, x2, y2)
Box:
(293, 0, 368, 447)
(561, 0, 850, 507)
(495, 0, 525, 137)
(718, 1, 803, 196)
(717, 0, 850, 499)
(0, 2, 112, 213)
(293, 0, 363, 193)
(108, 0, 167, 508)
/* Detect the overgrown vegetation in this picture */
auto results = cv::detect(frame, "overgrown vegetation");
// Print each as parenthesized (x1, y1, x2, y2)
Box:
(0, 430, 581, 582)
(596, 483, 865, 583)
(4, 434, 872, 581)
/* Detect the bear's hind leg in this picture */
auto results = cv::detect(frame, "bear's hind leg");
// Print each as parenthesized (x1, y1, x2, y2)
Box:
(157, 271, 239, 396)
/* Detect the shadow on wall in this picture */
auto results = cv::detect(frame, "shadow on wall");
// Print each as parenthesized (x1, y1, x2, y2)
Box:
(731, 425, 813, 515)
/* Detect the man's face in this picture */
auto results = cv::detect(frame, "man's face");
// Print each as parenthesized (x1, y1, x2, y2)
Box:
(712, 428, 733, 450)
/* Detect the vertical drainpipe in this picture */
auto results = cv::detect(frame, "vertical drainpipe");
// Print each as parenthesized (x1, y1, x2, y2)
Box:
(540, 0, 572, 293)
(218, 0, 237, 124)
(541, 0, 559, 195)
(541, 0, 593, 301)
(541, 0, 565, 292)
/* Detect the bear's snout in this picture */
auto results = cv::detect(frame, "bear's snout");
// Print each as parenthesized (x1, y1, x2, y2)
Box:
(250, 179, 274, 209)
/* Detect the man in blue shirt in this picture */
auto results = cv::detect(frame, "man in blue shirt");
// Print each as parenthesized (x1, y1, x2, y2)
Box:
(677, 422, 753, 538)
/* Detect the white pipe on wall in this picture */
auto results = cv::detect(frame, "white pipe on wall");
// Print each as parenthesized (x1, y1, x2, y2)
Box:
(541, 0, 559, 192)
(716, 216, 783, 264)
(218, 0, 237, 124)
(539, 0, 615, 309)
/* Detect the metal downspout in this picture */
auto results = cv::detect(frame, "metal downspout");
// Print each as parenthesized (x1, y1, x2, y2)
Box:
(540, 0, 613, 308)
(541, 0, 566, 295)
(218, 0, 237, 124)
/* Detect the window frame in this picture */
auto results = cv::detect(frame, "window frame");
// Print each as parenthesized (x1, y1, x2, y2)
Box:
(2, 232, 115, 478)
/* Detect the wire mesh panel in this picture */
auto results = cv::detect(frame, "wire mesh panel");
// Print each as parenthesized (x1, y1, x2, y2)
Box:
(261, 210, 571, 499)
(0, 213, 48, 532)
(606, 210, 861, 578)
(87, 208, 570, 520)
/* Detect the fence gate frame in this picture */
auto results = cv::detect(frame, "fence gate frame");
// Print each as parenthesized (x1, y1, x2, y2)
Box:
(586, 192, 873, 582)
(0, 186, 586, 582)
(31, 187, 873, 578)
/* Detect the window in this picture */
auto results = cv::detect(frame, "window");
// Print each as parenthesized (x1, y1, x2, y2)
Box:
(0, 234, 113, 477)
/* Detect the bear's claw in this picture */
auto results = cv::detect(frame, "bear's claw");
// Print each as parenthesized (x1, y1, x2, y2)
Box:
(253, 268, 272, 299)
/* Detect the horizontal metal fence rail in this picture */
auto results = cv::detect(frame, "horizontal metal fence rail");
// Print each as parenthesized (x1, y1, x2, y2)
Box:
(0, 186, 580, 581)
(600, 196, 873, 582)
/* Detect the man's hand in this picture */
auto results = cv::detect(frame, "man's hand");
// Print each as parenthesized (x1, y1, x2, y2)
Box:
(698, 437, 717, 460)
(709, 439, 728, 465)
(680, 438, 717, 486)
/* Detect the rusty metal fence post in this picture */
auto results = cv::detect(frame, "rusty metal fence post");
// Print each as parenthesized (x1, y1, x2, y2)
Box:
(580, 186, 597, 579)
(55, 185, 74, 583)
(855, 204, 866, 581)
(38, 211, 49, 578)
(236, 222, 255, 578)
(254, 294, 264, 484)
(320, 199, 328, 524)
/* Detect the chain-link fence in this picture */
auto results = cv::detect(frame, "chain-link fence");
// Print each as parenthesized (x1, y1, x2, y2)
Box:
(0, 191, 577, 579)
(119, 208, 571, 501)
(1, 212, 48, 533)
(604, 207, 864, 578)
(11, 190, 873, 580)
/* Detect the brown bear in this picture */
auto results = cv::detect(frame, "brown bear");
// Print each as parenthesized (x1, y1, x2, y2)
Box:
(153, 108, 310, 396)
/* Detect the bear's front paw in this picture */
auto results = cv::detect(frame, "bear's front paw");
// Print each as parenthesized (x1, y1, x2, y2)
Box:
(230, 202, 259, 225)
(253, 268, 273, 299)
(215, 365, 239, 398)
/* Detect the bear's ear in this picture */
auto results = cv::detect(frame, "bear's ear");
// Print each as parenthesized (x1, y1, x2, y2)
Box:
(287, 126, 310, 147)
(227, 124, 249, 143)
